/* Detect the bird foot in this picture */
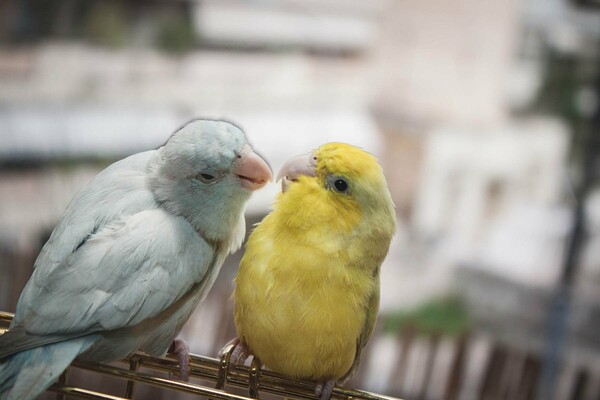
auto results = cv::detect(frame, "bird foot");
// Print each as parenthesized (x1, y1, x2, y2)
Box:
(315, 379, 336, 400)
(217, 338, 256, 391)
(218, 337, 251, 366)
(168, 338, 190, 382)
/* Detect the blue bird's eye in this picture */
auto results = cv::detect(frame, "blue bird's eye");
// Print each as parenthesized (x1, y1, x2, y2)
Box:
(197, 173, 216, 183)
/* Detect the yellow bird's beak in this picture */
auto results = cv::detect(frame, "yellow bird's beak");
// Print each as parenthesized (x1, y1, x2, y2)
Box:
(276, 152, 317, 192)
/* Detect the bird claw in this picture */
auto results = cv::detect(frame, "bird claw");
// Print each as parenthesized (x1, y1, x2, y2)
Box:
(315, 379, 336, 400)
(216, 338, 255, 391)
(231, 342, 251, 366)
(218, 337, 239, 357)
(218, 337, 250, 367)
(217, 337, 261, 396)
(168, 338, 190, 382)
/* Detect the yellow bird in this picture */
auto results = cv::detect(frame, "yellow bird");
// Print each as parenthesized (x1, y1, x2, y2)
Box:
(231, 143, 396, 399)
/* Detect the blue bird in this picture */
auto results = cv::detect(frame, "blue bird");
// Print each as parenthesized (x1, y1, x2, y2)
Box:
(0, 119, 272, 400)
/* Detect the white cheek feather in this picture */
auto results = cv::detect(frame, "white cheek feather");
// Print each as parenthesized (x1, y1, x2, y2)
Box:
(206, 207, 247, 278)
(227, 210, 247, 254)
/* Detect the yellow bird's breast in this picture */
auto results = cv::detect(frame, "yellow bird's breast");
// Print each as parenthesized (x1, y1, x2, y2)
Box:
(234, 222, 375, 381)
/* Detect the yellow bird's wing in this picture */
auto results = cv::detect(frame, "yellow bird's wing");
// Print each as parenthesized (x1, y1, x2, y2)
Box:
(339, 275, 380, 385)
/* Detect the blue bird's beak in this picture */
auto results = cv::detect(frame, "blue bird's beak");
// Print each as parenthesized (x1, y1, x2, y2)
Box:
(234, 147, 272, 191)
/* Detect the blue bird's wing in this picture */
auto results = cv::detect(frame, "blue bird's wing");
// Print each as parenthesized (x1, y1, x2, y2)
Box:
(32, 151, 157, 275)
(16, 208, 214, 336)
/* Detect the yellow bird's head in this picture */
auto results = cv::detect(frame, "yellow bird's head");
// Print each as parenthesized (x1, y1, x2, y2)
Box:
(274, 142, 396, 241)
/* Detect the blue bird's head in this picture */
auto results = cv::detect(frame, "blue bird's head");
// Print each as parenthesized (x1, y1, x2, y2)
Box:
(149, 119, 272, 244)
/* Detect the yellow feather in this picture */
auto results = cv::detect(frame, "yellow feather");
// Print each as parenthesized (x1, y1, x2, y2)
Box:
(234, 142, 396, 381)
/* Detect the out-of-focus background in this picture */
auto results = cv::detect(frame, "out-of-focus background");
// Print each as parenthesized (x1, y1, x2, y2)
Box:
(0, 0, 599, 399)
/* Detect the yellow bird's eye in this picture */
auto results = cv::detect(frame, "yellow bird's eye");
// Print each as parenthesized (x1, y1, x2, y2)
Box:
(327, 175, 349, 194)
(334, 179, 348, 192)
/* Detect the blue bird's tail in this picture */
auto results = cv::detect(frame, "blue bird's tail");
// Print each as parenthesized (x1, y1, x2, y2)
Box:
(0, 337, 94, 400)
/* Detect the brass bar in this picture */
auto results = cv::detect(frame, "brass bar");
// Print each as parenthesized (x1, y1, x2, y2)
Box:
(73, 360, 255, 400)
(125, 355, 141, 399)
(1, 311, 404, 400)
(56, 369, 69, 400)
(249, 357, 261, 399)
(0, 311, 13, 325)
(0, 310, 11, 336)
(216, 343, 236, 389)
(48, 385, 129, 400)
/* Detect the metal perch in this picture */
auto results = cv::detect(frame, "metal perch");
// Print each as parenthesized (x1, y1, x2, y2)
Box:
(0, 312, 402, 400)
